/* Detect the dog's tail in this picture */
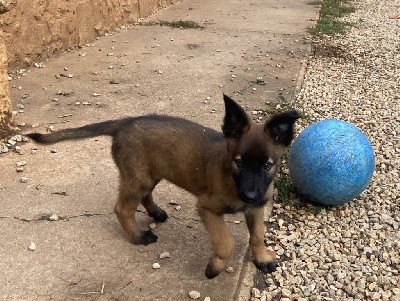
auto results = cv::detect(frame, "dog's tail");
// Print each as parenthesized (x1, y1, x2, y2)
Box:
(26, 119, 125, 144)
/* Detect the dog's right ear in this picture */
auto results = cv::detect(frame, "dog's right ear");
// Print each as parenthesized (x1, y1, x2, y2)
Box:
(265, 110, 300, 146)
(222, 94, 250, 139)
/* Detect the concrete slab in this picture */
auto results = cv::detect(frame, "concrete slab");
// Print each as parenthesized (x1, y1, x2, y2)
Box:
(0, 0, 317, 300)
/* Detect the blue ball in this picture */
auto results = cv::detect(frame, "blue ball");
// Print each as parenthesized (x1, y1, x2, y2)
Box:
(288, 120, 375, 206)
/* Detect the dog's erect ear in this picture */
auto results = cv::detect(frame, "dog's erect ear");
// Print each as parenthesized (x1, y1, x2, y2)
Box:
(265, 110, 300, 146)
(222, 94, 250, 139)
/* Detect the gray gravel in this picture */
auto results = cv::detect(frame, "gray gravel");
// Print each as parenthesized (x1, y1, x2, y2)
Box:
(252, 1, 400, 300)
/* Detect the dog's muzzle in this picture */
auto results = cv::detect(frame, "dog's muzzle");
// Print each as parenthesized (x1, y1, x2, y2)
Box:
(239, 191, 264, 205)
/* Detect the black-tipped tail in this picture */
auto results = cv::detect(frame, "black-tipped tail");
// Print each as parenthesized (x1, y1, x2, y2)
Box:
(26, 118, 129, 145)
(26, 133, 44, 143)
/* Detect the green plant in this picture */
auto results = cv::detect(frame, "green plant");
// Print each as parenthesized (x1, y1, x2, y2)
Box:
(305, 203, 326, 215)
(309, 0, 355, 36)
(275, 172, 296, 204)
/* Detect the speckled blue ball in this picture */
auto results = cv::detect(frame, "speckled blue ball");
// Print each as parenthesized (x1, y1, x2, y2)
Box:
(288, 120, 375, 206)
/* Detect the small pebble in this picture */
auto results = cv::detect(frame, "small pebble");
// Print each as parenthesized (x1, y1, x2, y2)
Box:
(226, 266, 234, 273)
(20, 177, 28, 183)
(152, 262, 161, 269)
(49, 214, 59, 221)
(149, 223, 156, 230)
(15, 146, 25, 155)
(189, 290, 201, 299)
(252, 288, 261, 298)
(28, 242, 36, 251)
(160, 251, 171, 259)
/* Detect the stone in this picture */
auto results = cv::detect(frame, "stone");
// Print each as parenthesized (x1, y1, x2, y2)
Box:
(226, 266, 234, 273)
(49, 214, 59, 221)
(149, 223, 156, 230)
(188, 290, 200, 299)
(28, 242, 36, 251)
(252, 288, 261, 298)
(159, 251, 170, 259)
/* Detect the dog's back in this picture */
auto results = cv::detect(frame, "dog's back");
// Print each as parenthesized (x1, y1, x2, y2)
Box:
(28, 114, 228, 195)
(111, 115, 227, 195)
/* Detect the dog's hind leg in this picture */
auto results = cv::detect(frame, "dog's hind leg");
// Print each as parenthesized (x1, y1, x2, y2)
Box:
(142, 191, 168, 223)
(114, 177, 158, 245)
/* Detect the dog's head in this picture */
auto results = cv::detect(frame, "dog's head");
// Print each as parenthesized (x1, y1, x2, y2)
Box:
(222, 94, 300, 206)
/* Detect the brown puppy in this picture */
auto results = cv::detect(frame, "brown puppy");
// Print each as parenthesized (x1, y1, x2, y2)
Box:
(27, 94, 299, 279)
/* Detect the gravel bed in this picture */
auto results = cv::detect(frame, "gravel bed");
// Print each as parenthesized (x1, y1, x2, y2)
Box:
(252, 1, 399, 300)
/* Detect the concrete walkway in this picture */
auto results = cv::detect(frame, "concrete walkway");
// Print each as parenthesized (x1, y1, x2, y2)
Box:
(0, 0, 316, 300)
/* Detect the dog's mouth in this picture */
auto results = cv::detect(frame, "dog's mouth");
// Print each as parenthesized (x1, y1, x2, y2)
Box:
(241, 196, 257, 204)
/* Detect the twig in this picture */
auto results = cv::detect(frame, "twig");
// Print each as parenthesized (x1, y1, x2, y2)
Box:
(78, 281, 105, 295)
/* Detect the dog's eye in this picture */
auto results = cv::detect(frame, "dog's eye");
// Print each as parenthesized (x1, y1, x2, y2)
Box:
(263, 162, 272, 170)
(234, 158, 244, 168)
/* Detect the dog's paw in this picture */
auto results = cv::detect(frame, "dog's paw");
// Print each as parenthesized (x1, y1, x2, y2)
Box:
(150, 209, 168, 223)
(205, 263, 222, 279)
(253, 260, 278, 273)
(138, 230, 158, 245)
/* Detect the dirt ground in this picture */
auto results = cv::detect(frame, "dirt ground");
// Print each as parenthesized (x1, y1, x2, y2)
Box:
(0, 0, 317, 300)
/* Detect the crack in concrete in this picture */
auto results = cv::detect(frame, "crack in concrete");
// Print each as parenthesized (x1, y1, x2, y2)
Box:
(0, 212, 115, 223)
(104, 280, 133, 299)
(63, 212, 115, 221)
(2, 209, 242, 225)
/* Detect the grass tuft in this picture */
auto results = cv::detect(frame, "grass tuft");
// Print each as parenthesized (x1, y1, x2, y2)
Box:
(275, 172, 297, 204)
(142, 20, 204, 29)
(309, 0, 355, 36)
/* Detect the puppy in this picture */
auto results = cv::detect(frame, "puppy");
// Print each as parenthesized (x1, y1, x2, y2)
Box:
(27, 94, 299, 278)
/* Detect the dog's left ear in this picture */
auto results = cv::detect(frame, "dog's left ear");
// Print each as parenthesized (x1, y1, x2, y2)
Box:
(222, 94, 250, 139)
(265, 110, 300, 146)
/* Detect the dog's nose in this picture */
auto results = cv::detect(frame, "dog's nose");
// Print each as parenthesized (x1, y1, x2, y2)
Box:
(245, 191, 257, 200)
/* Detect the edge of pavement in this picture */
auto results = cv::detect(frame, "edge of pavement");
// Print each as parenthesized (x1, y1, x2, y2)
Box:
(233, 12, 319, 297)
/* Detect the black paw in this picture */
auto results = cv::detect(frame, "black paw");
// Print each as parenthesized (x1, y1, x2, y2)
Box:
(254, 260, 278, 273)
(139, 230, 158, 245)
(150, 209, 168, 223)
(205, 263, 221, 279)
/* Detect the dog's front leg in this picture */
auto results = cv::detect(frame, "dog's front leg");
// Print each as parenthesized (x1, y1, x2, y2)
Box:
(245, 206, 278, 273)
(198, 205, 234, 279)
